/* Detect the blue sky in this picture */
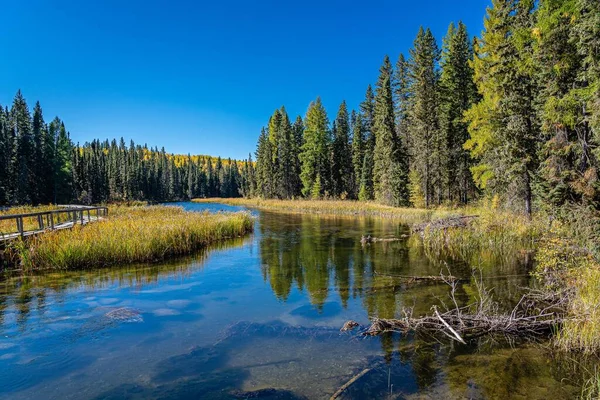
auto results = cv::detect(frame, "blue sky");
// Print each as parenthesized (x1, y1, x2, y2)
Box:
(1, 0, 490, 160)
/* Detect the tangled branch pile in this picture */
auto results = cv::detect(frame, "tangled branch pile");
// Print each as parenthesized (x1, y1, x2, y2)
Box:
(348, 273, 568, 343)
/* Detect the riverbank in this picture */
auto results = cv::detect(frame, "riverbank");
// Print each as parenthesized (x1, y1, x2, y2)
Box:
(193, 198, 463, 224)
(6, 205, 253, 271)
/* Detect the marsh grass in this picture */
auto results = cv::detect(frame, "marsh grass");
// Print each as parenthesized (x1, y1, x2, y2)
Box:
(420, 205, 543, 265)
(193, 198, 462, 224)
(581, 367, 600, 400)
(13, 205, 253, 271)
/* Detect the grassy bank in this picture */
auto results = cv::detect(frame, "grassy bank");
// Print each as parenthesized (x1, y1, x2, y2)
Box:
(9, 205, 253, 271)
(193, 197, 463, 224)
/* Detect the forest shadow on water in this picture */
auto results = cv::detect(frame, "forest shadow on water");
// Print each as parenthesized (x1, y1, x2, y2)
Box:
(0, 203, 595, 399)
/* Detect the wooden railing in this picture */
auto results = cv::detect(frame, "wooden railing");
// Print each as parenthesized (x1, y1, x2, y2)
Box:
(0, 206, 108, 241)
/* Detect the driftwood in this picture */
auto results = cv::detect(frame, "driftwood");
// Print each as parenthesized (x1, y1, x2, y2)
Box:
(360, 235, 408, 245)
(330, 368, 372, 400)
(373, 271, 461, 283)
(345, 272, 566, 342)
(412, 215, 479, 236)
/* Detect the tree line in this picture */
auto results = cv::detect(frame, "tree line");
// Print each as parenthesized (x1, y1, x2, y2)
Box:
(254, 0, 600, 216)
(0, 91, 255, 205)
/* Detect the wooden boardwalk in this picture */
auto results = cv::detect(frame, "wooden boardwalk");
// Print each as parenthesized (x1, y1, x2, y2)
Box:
(0, 206, 108, 243)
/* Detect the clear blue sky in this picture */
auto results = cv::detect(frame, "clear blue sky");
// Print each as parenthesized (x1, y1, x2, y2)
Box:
(1, 0, 491, 160)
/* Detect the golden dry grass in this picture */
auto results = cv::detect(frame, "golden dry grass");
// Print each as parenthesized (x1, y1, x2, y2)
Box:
(193, 197, 462, 224)
(13, 205, 253, 271)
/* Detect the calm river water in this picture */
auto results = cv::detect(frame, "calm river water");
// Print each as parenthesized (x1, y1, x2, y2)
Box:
(0, 202, 589, 399)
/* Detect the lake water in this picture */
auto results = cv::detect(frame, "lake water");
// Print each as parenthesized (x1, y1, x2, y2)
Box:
(0, 202, 589, 399)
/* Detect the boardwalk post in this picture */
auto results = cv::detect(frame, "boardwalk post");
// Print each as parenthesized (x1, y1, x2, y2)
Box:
(17, 217, 24, 237)
(80, 210, 84, 225)
(50, 213, 54, 229)
(37, 215, 44, 230)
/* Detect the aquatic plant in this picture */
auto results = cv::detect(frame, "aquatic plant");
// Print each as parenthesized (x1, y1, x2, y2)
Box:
(15, 206, 253, 271)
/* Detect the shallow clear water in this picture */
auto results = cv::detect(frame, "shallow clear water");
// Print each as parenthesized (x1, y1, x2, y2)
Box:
(0, 202, 588, 399)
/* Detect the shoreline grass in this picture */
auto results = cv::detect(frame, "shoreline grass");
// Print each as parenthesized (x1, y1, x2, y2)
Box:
(10, 205, 253, 271)
(193, 197, 465, 224)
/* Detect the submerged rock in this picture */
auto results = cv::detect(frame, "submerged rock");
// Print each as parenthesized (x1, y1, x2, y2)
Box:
(104, 307, 143, 323)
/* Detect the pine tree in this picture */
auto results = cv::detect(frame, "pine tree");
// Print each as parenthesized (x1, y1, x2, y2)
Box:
(409, 28, 441, 207)
(274, 107, 297, 199)
(10, 91, 35, 204)
(359, 85, 375, 199)
(32, 101, 49, 204)
(255, 128, 276, 198)
(373, 56, 409, 206)
(291, 116, 304, 197)
(351, 111, 364, 198)
(394, 53, 413, 169)
(299, 97, 330, 198)
(331, 101, 352, 198)
(439, 22, 478, 203)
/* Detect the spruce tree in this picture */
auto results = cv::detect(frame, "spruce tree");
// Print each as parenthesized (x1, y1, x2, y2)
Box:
(9, 91, 34, 203)
(439, 22, 478, 203)
(351, 111, 364, 198)
(373, 56, 409, 206)
(291, 116, 304, 197)
(394, 53, 413, 169)
(359, 85, 376, 199)
(331, 101, 352, 197)
(409, 28, 441, 207)
(275, 107, 296, 198)
(255, 128, 276, 198)
(299, 97, 330, 198)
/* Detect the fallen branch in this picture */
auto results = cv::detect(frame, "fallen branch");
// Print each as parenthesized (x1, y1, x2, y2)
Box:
(374, 271, 461, 283)
(434, 306, 466, 344)
(330, 368, 371, 400)
(361, 235, 408, 245)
